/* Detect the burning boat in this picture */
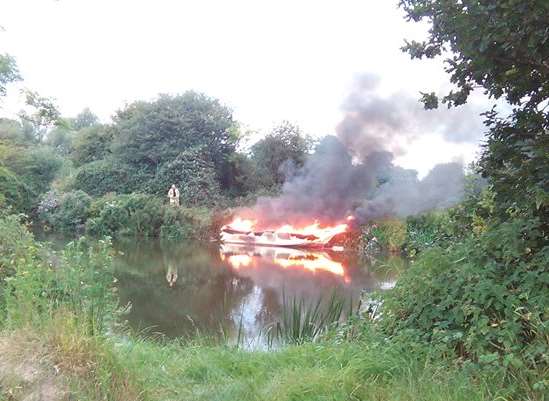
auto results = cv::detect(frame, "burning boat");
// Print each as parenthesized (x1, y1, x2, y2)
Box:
(220, 217, 350, 249)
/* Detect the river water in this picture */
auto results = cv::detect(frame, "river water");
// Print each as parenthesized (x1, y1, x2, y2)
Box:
(112, 240, 405, 345)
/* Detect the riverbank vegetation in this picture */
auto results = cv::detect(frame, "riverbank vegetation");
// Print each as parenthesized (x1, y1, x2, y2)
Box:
(0, 214, 512, 401)
(1, 0, 548, 400)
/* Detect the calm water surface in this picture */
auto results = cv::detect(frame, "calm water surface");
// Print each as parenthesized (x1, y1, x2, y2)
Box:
(113, 240, 405, 344)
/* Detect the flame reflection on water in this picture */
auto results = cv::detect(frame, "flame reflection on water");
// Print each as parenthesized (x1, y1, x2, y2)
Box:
(219, 244, 349, 282)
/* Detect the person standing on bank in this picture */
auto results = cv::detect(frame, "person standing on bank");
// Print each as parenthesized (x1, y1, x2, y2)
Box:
(168, 184, 180, 207)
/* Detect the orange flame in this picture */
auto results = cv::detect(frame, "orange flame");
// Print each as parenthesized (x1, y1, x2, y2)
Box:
(227, 217, 256, 232)
(221, 216, 351, 245)
(220, 244, 350, 281)
(220, 253, 252, 269)
(275, 254, 345, 276)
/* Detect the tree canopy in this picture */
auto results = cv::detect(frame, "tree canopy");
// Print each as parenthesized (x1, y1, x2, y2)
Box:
(0, 53, 21, 98)
(251, 121, 313, 187)
(399, 0, 549, 222)
(112, 92, 238, 174)
(400, 0, 549, 109)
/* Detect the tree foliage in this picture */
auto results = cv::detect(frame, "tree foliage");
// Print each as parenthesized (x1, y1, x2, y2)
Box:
(0, 53, 21, 98)
(391, 1, 549, 386)
(251, 121, 313, 187)
(70, 107, 99, 130)
(112, 92, 238, 175)
(153, 146, 221, 206)
(0, 166, 31, 211)
(399, 0, 548, 221)
(39, 190, 92, 233)
(400, 0, 549, 109)
(72, 158, 153, 197)
(71, 125, 113, 167)
(17, 89, 63, 143)
(0, 143, 62, 204)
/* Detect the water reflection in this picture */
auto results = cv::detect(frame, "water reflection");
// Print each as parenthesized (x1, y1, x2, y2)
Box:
(220, 244, 347, 280)
(113, 240, 405, 344)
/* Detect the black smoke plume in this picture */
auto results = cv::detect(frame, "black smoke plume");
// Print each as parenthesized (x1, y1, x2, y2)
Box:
(241, 74, 481, 227)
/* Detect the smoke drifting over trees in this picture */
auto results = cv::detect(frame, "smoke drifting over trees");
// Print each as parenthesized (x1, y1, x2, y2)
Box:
(244, 74, 480, 226)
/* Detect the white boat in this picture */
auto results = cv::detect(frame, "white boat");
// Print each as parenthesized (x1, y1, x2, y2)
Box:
(220, 227, 340, 249)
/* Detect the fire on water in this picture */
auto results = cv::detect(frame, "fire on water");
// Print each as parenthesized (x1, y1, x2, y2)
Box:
(220, 216, 352, 249)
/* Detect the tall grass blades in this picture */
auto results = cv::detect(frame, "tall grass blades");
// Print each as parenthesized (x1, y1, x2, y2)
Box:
(1, 214, 117, 336)
(266, 291, 358, 346)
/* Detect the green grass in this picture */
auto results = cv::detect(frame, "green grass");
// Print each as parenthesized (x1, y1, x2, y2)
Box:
(0, 215, 529, 401)
(106, 335, 498, 401)
(265, 291, 354, 346)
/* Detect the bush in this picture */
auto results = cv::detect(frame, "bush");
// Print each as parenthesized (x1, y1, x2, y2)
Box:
(86, 193, 163, 238)
(369, 218, 407, 252)
(0, 145, 63, 207)
(39, 190, 92, 233)
(0, 165, 32, 212)
(404, 184, 495, 256)
(380, 215, 549, 388)
(73, 159, 153, 196)
(5, 146, 63, 196)
(0, 214, 115, 334)
(84, 193, 214, 239)
(71, 125, 113, 167)
(153, 147, 222, 206)
(405, 211, 455, 255)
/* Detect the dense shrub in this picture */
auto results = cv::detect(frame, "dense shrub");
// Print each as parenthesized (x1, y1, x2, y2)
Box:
(159, 206, 214, 240)
(4, 146, 63, 196)
(0, 145, 63, 208)
(153, 147, 222, 206)
(405, 212, 455, 255)
(0, 165, 32, 212)
(405, 183, 495, 255)
(0, 214, 115, 334)
(86, 193, 163, 237)
(0, 215, 33, 320)
(39, 190, 92, 233)
(84, 193, 214, 240)
(72, 159, 153, 196)
(381, 215, 549, 388)
(368, 218, 407, 252)
(71, 125, 113, 167)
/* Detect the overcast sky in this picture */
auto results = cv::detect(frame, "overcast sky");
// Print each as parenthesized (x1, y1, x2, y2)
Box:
(0, 0, 488, 177)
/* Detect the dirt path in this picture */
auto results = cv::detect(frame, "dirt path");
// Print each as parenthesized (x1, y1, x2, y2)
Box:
(0, 334, 66, 401)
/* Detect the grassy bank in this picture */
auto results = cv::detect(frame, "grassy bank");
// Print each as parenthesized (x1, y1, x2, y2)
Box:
(1, 323, 501, 401)
(0, 214, 506, 401)
(2, 208, 547, 400)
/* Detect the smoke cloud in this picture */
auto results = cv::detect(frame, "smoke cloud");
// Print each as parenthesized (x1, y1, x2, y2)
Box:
(241, 74, 481, 227)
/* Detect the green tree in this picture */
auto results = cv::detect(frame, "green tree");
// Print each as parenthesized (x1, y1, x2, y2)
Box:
(0, 118, 24, 143)
(0, 53, 21, 99)
(46, 126, 75, 156)
(71, 125, 113, 166)
(221, 152, 263, 196)
(0, 165, 31, 211)
(17, 89, 63, 143)
(70, 107, 99, 130)
(153, 146, 221, 206)
(389, 0, 549, 383)
(0, 143, 62, 209)
(399, 0, 549, 220)
(72, 158, 153, 197)
(251, 121, 313, 187)
(112, 92, 238, 175)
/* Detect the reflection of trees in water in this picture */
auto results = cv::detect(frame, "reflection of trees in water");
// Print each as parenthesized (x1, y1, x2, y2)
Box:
(113, 240, 255, 338)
